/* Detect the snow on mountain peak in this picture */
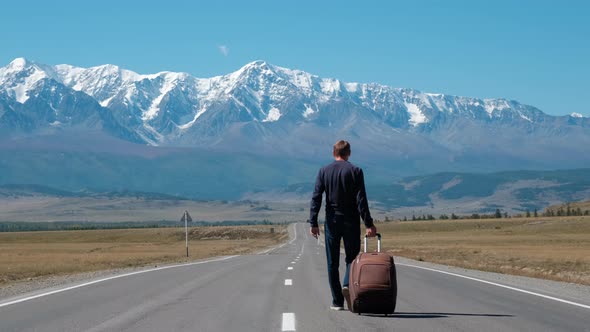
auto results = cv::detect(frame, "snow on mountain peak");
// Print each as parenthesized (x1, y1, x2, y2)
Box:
(0, 57, 53, 103)
(142, 71, 188, 121)
(484, 99, 511, 114)
(245, 60, 270, 68)
(571, 112, 583, 118)
(92, 64, 141, 81)
(263, 107, 282, 122)
(222, 60, 279, 93)
(276, 67, 316, 93)
(234, 60, 275, 76)
(227, 61, 324, 96)
(405, 103, 427, 126)
(303, 104, 316, 118)
(8, 57, 29, 70)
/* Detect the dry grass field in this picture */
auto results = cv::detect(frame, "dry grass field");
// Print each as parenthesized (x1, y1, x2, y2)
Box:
(377, 216, 590, 285)
(0, 225, 287, 286)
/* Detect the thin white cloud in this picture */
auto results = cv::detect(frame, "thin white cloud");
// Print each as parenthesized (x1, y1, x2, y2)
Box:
(218, 45, 229, 57)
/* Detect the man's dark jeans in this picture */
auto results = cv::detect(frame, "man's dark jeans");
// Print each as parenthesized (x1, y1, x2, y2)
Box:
(324, 217, 361, 306)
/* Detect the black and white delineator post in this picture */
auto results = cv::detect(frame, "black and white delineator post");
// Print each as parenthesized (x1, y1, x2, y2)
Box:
(180, 210, 192, 257)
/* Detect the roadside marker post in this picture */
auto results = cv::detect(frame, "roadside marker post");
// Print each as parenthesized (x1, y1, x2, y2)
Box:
(180, 210, 193, 257)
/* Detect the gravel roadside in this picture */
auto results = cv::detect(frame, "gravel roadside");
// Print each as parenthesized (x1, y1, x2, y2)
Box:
(0, 262, 180, 302)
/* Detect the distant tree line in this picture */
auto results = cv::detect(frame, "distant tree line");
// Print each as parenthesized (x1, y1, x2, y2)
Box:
(544, 203, 590, 217)
(382, 203, 590, 222)
(391, 208, 510, 221)
(0, 220, 287, 233)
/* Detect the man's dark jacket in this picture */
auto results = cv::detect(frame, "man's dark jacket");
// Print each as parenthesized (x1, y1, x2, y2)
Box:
(308, 160, 374, 228)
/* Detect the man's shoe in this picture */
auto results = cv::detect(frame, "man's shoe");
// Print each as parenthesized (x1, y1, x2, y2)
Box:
(342, 287, 351, 310)
(330, 305, 345, 311)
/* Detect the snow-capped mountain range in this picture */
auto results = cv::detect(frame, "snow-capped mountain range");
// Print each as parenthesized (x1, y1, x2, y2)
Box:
(1, 57, 589, 177)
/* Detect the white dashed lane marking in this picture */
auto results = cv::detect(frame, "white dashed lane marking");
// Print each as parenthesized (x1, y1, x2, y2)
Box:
(287, 267, 293, 270)
(284, 279, 293, 286)
(282, 313, 295, 331)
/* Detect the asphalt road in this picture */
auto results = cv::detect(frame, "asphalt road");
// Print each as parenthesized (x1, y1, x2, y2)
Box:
(1, 223, 589, 332)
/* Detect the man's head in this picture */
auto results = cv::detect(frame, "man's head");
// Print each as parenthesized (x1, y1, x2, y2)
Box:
(333, 140, 351, 160)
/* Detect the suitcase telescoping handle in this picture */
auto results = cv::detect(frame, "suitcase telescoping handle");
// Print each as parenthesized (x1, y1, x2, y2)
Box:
(364, 233, 382, 253)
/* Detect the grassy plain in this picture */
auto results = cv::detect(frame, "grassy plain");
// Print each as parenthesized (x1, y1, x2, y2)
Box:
(0, 196, 307, 223)
(0, 225, 287, 286)
(377, 216, 590, 285)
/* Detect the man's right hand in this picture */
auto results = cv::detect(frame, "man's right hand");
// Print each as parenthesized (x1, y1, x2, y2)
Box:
(366, 225, 377, 237)
(310, 226, 320, 239)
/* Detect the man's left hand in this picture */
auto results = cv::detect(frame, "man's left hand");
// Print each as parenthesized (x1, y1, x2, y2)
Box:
(310, 226, 320, 239)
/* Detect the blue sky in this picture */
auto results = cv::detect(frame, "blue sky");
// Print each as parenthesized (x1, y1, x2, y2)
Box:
(1, 0, 588, 116)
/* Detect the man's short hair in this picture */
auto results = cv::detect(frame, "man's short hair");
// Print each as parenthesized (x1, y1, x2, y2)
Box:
(333, 140, 351, 158)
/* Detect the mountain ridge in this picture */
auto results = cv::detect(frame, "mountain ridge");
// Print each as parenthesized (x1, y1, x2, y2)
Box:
(1, 57, 590, 201)
(3, 57, 587, 148)
(1, 168, 589, 217)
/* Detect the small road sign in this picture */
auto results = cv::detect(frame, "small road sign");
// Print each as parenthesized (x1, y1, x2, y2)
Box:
(181, 211, 192, 223)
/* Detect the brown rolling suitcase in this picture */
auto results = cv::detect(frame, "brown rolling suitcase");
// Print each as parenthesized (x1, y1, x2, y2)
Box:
(349, 234, 397, 315)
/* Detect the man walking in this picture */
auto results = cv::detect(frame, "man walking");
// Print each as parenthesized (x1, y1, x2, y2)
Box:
(309, 140, 376, 311)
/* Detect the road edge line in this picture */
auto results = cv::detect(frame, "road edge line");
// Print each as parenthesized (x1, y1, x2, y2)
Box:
(397, 262, 590, 310)
(0, 255, 239, 309)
